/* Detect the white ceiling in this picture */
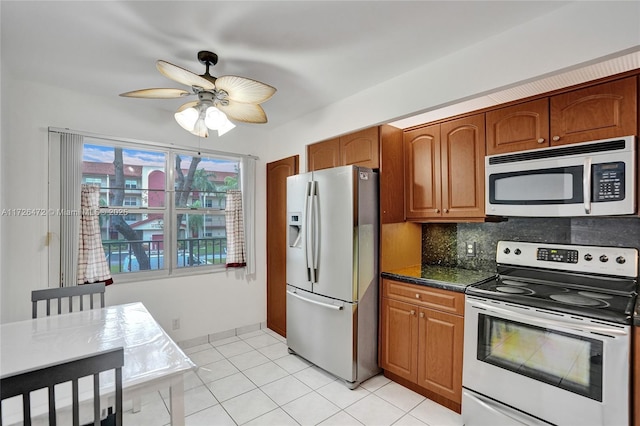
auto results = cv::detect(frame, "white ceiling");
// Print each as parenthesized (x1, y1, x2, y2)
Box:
(2, 1, 585, 131)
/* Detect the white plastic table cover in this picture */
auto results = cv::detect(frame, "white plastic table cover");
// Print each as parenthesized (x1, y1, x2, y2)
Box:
(0, 302, 195, 425)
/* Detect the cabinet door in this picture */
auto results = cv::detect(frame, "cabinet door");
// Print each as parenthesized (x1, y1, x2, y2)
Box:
(380, 298, 418, 382)
(440, 114, 486, 218)
(550, 76, 637, 146)
(486, 98, 550, 155)
(380, 125, 405, 224)
(404, 125, 442, 219)
(417, 308, 464, 404)
(340, 127, 380, 169)
(266, 156, 299, 337)
(307, 138, 340, 171)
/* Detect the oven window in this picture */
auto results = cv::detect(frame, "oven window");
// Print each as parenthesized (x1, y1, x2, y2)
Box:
(489, 166, 583, 205)
(477, 314, 603, 401)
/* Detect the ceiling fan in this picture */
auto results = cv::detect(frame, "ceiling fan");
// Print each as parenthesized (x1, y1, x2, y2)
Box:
(120, 51, 276, 137)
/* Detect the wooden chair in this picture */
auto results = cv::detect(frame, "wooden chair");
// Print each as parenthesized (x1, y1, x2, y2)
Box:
(31, 282, 106, 318)
(0, 347, 124, 426)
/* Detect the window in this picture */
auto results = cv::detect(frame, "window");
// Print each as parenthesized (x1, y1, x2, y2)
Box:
(81, 139, 240, 278)
(123, 196, 139, 206)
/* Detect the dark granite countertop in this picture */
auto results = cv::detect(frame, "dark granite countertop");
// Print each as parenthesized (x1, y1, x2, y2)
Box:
(381, 265, 496, 293)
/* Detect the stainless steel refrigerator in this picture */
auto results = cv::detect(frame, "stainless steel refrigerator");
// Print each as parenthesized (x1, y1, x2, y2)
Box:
(286, 165, 380, 389)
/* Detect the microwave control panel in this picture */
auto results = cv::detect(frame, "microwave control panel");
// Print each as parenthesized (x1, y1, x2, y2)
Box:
(592, 162, 625, 202)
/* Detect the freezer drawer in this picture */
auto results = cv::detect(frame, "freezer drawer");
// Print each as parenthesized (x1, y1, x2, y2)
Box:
(286, 286, 356, 382)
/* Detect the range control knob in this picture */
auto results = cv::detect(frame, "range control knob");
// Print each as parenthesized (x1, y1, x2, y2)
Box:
(599, 255, 609, 263)
(503, 248, 510, 254)
(584, 254, 593, 261)
(616, 256, 626, 264)
(514, 249, 521, 255)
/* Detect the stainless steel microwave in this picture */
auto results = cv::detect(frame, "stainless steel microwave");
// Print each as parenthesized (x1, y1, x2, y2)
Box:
(486, 136, 636, 217)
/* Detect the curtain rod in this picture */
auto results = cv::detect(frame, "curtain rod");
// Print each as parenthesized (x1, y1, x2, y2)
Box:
(48, 126, 260, 160)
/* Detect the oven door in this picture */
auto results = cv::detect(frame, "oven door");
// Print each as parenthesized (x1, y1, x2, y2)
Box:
(463, 296, 630, 426)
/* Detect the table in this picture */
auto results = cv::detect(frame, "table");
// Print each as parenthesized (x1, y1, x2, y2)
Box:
(1, 302, 195, 425)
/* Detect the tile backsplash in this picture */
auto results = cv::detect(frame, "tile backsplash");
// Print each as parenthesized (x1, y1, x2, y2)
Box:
(423, 216, 640, 273)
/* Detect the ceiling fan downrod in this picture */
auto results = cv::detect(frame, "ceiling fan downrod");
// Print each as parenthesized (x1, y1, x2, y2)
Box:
(197, 51, 218, 83)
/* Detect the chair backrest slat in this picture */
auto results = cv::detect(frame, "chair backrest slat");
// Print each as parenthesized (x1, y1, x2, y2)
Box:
(1, 347, 124, 426)
(31, 283, 106, 319)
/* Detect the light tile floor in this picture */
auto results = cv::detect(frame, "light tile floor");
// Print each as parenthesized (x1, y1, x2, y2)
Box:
(125, 328, 464, 426)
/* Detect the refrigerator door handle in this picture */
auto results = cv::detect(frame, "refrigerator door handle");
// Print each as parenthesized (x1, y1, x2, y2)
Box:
(305, 181, 314, 282)
(307, 180, 318, 284)
(312, 186, 320, 275)
(287, 290, 343, 310)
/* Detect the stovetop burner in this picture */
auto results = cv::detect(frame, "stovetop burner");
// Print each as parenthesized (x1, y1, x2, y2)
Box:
(549, 293, 609, 307)
(577, 291, 613, 299)
(465, 241, 638, 324)
(495, 286, 535, 295)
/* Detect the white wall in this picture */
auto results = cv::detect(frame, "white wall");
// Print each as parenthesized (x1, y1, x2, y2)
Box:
(266, 1, 640, 164)
(0, 78, 269, 341)
(1, 1, 639, 342)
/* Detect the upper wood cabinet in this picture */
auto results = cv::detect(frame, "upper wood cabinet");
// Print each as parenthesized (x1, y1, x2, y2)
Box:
(307, 137, 340, 171)
(405, 114, 486, 220)
(486, 98, 550, 155)
(307, 127, 379, 171)
(550, 76, 637, 146)
(379, 125, 405, 224)
(486, 76, 638, 155)
(340, 127, 380, 168)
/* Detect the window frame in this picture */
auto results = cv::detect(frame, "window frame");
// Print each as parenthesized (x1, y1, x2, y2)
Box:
(77, 137, 241, 283)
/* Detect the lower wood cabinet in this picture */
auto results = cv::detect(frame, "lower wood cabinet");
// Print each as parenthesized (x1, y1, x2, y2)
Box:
(380, 278, 464, 412)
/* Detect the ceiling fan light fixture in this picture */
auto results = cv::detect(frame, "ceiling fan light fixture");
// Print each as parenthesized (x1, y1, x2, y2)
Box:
(175, 101, 236, 137)
(204, 106, 236, 136)
(174, 106, 200, 132)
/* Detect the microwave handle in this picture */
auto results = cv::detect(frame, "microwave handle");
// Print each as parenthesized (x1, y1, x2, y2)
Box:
(583, 157, 592, 214)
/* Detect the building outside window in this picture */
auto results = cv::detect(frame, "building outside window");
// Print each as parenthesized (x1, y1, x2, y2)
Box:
(81, 140, 240, 277)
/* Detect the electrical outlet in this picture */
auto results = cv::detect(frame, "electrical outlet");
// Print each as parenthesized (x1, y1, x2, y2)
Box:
(466, 242, 477, 257)
(172, 318, 180, 330)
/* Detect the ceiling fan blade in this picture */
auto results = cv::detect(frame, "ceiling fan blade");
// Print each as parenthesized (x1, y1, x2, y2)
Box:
(217, 101, 267, 123)
(157, 60, 216, 91)
(119, 88, 191, 99)
(215, 75, 276, 104)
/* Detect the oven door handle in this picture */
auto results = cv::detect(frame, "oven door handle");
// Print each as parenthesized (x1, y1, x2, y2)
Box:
(468, 300, 628, 337)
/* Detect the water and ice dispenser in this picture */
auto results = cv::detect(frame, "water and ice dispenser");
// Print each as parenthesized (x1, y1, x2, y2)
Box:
(289, 212, 302, 248)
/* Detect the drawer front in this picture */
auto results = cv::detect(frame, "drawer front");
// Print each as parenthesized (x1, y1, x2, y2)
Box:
(383, 279, 464, 315)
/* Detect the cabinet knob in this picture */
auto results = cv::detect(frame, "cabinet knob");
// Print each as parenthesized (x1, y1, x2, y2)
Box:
(444, 208, 449, 213)
(435, 208, 440, 213)
(419, 312, 425, 318)
(552, 136, 561, 142)
(537, 138, 545, 144)
(410, 310, 416, 316)
(415, 294, 420, 299)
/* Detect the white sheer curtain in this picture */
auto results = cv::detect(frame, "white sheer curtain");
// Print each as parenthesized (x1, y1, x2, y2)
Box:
(59, 132, 83, 286)
(240, 156, 256, 275)
(77, 184, 112, 285)
(225, 190, 246, 267)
